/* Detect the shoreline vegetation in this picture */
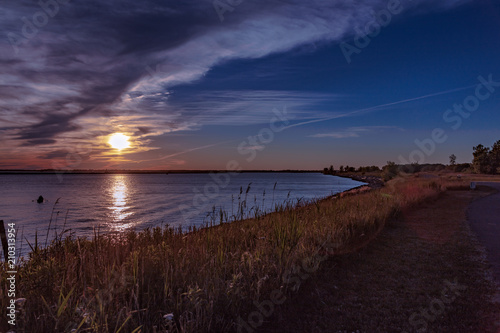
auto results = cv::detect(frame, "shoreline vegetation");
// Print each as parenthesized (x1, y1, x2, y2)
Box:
(259, 181, 500, 333)
(3, 171, 493, 332)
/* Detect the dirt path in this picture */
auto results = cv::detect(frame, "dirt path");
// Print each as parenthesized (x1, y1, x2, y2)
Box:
(257, 190, 500, 333)
(467, 182, 500, 286)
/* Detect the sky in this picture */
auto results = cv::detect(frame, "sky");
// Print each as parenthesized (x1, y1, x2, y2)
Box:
(1, 0, 499, 170)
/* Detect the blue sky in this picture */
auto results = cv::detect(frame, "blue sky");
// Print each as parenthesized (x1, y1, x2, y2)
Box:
(1, 0, 499, 170)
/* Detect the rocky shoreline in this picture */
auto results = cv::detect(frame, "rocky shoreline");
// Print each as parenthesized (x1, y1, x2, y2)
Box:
(338, 173, 385, 189)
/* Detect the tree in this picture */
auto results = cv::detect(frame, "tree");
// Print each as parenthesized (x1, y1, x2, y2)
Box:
(490, 140, 500, 173)
(449, 154, 457, 166)
(382, 161, 399, 181)
(472, 144, 491, 174)
(329, 165, 334, 174)
(339, 165, 344, 172)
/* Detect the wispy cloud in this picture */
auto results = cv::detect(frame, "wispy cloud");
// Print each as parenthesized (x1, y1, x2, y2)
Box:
(0, 0, 472, 168)
(310, 126, 403, 139)
(282, 84, 476, 131)
(311, 132, 361, 139)
(165, 90, 343, 126)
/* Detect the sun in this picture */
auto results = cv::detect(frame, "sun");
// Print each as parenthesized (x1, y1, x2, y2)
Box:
(108, 133, 130, 150)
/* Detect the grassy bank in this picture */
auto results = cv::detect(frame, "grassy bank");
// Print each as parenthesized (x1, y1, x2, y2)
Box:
(258, 183, 500, 332)
(0, 176, 465, 332)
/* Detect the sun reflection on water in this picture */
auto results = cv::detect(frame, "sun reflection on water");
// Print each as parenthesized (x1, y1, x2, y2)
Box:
(109, 175, 133, 231)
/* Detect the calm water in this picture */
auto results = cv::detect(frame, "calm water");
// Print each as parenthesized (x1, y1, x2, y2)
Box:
(0, 173, 364, 257)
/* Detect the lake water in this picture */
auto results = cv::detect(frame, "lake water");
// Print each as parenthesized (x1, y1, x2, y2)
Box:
(0, 173, 364, 257)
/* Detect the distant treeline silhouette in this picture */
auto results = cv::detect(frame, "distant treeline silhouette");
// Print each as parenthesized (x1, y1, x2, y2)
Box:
(324, 139, 500, 181)
(323, 165, 380, 175)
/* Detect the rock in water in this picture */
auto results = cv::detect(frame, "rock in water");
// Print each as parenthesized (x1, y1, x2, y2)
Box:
(37, 195, 44, 204)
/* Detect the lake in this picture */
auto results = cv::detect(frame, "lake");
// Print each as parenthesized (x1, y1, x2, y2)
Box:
(0, 173, 364, 257)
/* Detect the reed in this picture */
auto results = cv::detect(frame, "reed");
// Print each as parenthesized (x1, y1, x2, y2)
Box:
(0, 176, 452, 332)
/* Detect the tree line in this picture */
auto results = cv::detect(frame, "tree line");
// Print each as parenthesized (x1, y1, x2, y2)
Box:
(472, 140, 500, 174)
(323, 165, 380, 175)
(323, 139, 500, 180)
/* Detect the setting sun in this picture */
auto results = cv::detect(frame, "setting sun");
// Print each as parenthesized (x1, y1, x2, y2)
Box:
(108, 133, 130, 150)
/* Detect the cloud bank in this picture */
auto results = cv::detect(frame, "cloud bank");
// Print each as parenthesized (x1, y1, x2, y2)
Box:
(0, 0, 471, 167)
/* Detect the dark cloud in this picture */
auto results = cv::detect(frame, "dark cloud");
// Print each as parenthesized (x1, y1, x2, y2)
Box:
(0, 0, 472, 149)
(36, 149, 69, 159)
(14, 109, 87, 143)
(22, 139, 57, 146)
(135, 126, 153, 135)
(0, 84, 35, 99)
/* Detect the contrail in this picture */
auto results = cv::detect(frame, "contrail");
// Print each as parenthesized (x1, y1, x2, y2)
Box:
(157, 140, 234, 160)
(129, 140, 234, 164)
(282, 84, 476, 130)
(141, 84, 477, 161)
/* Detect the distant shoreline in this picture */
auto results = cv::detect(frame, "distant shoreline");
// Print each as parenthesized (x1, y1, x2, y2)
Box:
(0, 169, 321, 175)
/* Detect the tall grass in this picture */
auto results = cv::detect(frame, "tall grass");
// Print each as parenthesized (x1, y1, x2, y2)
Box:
(0, 176, 452, 332)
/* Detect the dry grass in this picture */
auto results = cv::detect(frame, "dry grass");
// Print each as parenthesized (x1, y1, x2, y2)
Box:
(258, 184, 500, 332)
(0, 176, 463, 332)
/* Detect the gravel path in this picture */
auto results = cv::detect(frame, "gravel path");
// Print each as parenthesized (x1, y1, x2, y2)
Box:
(467, 182, 500, 286)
